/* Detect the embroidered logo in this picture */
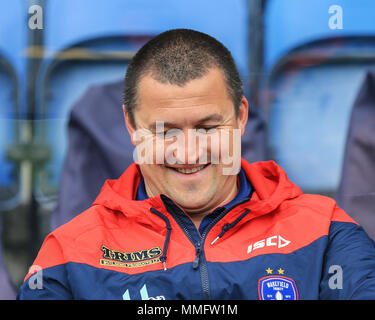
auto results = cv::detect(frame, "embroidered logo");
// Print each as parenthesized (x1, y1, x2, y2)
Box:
(100, 245, 162, 268)
(258, 274, 299, 300)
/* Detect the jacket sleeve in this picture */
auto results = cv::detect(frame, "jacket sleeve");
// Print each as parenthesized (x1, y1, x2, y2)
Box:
(17, 234, 73, 300)
(319, 206, 375, 299)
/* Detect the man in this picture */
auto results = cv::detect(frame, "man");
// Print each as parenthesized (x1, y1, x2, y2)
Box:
(18, 29, 375, 300)
(50, 79, 266, 230)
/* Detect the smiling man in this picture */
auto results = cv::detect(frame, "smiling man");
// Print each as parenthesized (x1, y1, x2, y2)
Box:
(126, 66, 247, 228)
(18, 29, 375, 300)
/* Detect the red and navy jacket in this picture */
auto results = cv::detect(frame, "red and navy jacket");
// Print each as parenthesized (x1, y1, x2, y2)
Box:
(18, 159, 375, 299)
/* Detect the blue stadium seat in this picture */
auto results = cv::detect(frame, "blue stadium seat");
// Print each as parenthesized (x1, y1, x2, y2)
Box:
(43, 0, 248, 79)
(34, 35, 147, 203)
(266, 37, 375, 195)
(0, 0, 26, 300)
(0, 0, 25, 83)
(0, 54, 18, 300)
(0, 0, 24, 207)
(34, 0, 250, 204)
(264, 0, 375, 195)
(265, 0, 375, 72)
(0, 53, 20, 208)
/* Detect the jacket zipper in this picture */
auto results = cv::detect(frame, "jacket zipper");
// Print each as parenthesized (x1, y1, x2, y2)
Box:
(161, 196, 250, 300)
(171, 213, 211, 299)
(192, 241, 201, 269)
(197, 198, 250, 300)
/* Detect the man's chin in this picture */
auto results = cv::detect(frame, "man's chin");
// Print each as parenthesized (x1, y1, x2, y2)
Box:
(167, 193, 214, 212)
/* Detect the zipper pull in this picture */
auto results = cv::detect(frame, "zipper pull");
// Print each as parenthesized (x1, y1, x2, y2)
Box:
(192, 242, 201, 270)
(210, 223, 231, 245)
(210, 210, 251, 245)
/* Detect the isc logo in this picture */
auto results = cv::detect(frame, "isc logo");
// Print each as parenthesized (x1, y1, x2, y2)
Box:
(247, 235, 291, 254)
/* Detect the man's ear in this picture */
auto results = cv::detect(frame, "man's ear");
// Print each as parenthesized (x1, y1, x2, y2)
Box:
(123, 105, 137, 146)
(237, 96, 249, 136)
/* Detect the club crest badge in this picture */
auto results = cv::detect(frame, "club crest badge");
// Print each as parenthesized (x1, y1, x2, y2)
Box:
(258, 275, 299, 300)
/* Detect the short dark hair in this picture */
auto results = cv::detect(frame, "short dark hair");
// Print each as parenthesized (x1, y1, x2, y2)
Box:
(123, 28, 244, 128)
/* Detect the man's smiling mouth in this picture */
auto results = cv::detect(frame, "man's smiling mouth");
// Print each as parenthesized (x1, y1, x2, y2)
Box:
(167, 163, 210, 174)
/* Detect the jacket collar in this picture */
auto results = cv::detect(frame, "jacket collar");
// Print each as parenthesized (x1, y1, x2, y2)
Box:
(92, 159, 303, 220)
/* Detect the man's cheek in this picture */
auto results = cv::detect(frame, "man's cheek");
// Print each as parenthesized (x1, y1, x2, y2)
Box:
(203, 130, 220, 165)
(133, 130, 155, 164)
(219, 129, 241, 175)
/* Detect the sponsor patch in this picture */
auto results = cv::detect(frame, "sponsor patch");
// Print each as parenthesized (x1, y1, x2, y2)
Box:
(100, 245, 162, 268)
(247, 235, 291, 254)
(258, 275, 299, 300)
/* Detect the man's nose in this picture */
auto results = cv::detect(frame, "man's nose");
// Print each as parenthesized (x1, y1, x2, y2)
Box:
(172, 129, 206, 165)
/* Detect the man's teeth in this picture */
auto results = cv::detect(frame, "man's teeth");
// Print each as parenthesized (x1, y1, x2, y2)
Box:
(175, 165, 205, 174)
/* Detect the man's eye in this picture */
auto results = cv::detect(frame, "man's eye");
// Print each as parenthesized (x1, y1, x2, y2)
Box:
(156, 128, 182, 138)
(197, 126, 218, 134)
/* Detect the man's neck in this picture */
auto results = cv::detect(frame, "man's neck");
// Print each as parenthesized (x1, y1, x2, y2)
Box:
(182, 183, 239, 229)
(143, 179, 239, 230)
(140, 172, 248, 231)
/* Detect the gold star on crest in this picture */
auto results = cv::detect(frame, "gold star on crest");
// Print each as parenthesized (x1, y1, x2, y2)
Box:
(266, 268, 273, 274)
(277, 268, 285, 275)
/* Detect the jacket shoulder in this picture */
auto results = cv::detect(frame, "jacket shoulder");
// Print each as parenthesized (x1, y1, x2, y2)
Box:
(290, 193, 358, 224)
(51, 204, 124, 245)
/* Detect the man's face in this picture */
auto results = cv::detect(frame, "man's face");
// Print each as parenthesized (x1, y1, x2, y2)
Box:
(124, 67, 248, 215)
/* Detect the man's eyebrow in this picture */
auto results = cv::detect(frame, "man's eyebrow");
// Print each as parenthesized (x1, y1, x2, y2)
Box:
(148, 121, 176, 131)
(197, 113, 223, 123)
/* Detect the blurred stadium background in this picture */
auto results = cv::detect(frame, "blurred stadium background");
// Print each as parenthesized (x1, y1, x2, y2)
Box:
(1, 0, 375, 298)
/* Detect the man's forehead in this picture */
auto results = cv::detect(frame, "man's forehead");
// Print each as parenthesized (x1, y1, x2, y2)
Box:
(137, 99, 235, 127)
(137, 68, 229, 102)
(134, 68, 234, 120)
